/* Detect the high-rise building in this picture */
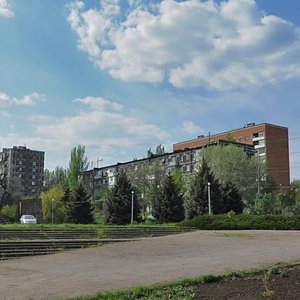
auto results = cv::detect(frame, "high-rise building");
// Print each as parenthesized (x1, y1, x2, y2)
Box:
(0, 146, 44, 197)
(173, 123, 290, 187)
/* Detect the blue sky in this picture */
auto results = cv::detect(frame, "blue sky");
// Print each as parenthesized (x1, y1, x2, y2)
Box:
(0, 0, 299, 180)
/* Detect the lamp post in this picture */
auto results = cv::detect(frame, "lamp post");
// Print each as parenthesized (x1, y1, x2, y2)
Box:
(51, 199, 54, 224)
(131, 191, 134, 224)
(207, 182, 212, 215)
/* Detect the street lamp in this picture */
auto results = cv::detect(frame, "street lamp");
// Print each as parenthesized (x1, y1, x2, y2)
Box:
(207, 182, 212, 215)
(131, 191, 134, 224)
(51, 199, 54, 224)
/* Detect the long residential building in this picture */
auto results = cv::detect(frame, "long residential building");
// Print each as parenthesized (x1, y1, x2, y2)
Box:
(0, 146, 44, 197)
(83, 140, 254, 198)
(173, 123, 290, 187)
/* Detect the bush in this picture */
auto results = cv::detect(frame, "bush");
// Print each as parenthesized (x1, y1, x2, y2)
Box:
(180, 214, 300, 230)
(1, 204, 17, 222)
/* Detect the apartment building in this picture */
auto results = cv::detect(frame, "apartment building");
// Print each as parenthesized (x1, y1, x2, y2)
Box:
(83, 140, 254, 198)
(0, 146, 44, 197)
(173, 123, 290, 187)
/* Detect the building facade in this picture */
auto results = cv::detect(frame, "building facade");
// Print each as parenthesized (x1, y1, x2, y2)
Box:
(83, 140, 254, 198)
(173, 123, 290, 187)
(0, 146, 44, 197)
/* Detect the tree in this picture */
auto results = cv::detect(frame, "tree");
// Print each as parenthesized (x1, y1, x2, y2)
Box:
(152, 174, 184, 223)
(147, 148, 154, 158)
(222, 182, 243, 214)
(61, 188, 72, 223)
(155, 144, 165, 155)
(40, 184, 65, 223)
(104, 172, 140, 225)
(66, 184, 94, 224)
(146, 144, 165, 158)
(43, 167, 67, 190)
(203, 144, 265, 205)
(185, 159, 223, 219)
(67, 145, 89, 192)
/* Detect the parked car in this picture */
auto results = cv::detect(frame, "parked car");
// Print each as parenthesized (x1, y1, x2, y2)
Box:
(20, 215, 37, 224)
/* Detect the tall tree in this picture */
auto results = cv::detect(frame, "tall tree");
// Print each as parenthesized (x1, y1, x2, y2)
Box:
(155, 144, 165, 155)
(203, 144, 265, 204)
(66, 184, 94, 224)
(104, 172, 140, 225)
(43, 167, 67, 190)
(61, 188, 72, 223)
(185, 159, 223, 219)
(222, 182, 244, 214)
(153, 173, 184, 223)
(67, 145, 89, 192)
(40, 184, 65, 223)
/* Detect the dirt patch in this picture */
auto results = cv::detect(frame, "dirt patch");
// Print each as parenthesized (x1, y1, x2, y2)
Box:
(196, 264, 300, 299)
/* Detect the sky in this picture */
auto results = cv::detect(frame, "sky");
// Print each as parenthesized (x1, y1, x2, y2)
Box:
(0, 0, 300, 180)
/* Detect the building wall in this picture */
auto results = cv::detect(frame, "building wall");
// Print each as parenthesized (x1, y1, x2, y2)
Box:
(173, 123, 290, 187)
(83, 141, 253, 198)
(265, 126, 290, 187)
(0, 146, 44, 197)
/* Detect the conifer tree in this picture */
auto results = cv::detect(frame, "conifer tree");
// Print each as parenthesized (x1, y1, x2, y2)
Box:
(62, 188, 72, 223)
(185, 158, 223, 219)
(153, 173, 184, 223)
(65, 184, 94, 224)
(104, 172, 140, 225)
(222, 182, 244, 214)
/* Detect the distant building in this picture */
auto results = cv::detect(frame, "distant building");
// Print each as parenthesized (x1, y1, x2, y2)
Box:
(82, 140, 254, 198)
(173, 123, 290, 187)
(0, 146, 44, 197)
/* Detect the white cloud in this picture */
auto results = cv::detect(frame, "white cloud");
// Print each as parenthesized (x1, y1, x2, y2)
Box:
(0, 0, 14, 18)
(7, 96, 169, 169)
(67, 0, 300, 90)
(0, 92, 45, 107)
(181, 121, 203, 136)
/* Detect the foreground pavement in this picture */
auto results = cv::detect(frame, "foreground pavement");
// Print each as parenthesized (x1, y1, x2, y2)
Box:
(0, 230, 299, 300)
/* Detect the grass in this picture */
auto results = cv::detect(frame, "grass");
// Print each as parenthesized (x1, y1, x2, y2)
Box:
(68, 263, 296, 300)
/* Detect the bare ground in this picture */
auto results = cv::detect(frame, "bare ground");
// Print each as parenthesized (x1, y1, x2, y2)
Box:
(0, 230, 299, 300)
(196, 264, 300, 299)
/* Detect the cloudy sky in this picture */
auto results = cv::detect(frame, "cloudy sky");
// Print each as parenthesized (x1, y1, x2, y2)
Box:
(0, 0, 300, 179)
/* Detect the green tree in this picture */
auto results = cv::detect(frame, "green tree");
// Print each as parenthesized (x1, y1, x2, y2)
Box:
(61, 188, 72, 223)
(203, 144, 265, 204)
(43, 167, 67, 190)
(155, 144, 165, 155)
(185, 159, 223, 219)
(0, 204, 17, 222)
(290, 179, 300, 204)
(67, 184, 94, 224)
(40, 184, 65, 223)
(222, 182, 243, 214)
(104, 172, 140, 225)
(153, 173, 184, 223)
(147, 148, 154, 158)
(67, 145, 89, 192)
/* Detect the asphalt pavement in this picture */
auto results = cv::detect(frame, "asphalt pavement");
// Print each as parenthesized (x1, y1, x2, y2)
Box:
(0, 230, 299, 300)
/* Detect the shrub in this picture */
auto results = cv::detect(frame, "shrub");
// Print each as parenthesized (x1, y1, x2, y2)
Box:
(180, 214, 300, 230)
(1, 204, 17, 222)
